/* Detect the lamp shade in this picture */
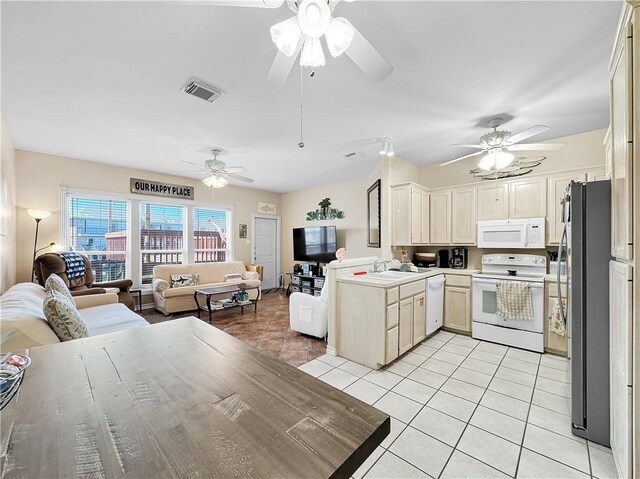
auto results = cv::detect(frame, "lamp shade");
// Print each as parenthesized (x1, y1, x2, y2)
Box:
(325, 17, 354, 58)
(478, 154, 496, 171)
(300, 36, 325, 67)
(27, 209, 51, 220)
(270, 16, 302, 57)
(297, 0, 331, 39)
(51, 243, 64, 253)
(202, 175, 229, 189)
(495, 151, 515, 169)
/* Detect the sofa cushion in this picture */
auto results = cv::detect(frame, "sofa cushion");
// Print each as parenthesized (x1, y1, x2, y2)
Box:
(170, 273, 200, 288)
(161, 279, 261, 298)
(242, 271, 261, 281)
(154, 261, 249, 285)
(0, 283, 60, 348)
(43, 290, 89, 341)
(80, 303, 149, 336)
(45, 274, 74, 303)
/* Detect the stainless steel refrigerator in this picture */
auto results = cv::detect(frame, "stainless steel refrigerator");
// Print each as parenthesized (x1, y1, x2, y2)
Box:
(558, 180, 612, 446)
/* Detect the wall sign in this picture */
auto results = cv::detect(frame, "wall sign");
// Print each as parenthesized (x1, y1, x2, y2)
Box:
(130, 178, 194, 200)
(258, 202, 277, 215)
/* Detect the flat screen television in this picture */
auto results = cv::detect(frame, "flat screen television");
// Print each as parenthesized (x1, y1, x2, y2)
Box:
(293, 226, 337, 264)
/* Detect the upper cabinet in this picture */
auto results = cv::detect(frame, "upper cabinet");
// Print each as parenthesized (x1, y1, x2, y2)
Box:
(477, 183, 509, 220)
(547, 172, 586, 245)
(451, 187, 477, 245)
(429, 191, 451, 244)
(509, 178, 547, 219)
(610, 22, 634, 260)
(391, 184, 429, 245)
(587, 168, 608, 182)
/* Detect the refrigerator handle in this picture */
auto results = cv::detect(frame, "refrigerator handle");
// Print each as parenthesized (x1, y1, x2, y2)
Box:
(557, 223, 567, 323)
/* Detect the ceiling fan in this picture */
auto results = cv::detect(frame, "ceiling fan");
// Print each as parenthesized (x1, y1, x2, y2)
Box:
(440, 118, 564, 169)
(192, 0, 393, 86)
(181, 149, 255, 188)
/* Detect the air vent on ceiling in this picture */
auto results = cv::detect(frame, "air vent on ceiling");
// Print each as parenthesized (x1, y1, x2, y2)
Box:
(181, 77, 224, 103)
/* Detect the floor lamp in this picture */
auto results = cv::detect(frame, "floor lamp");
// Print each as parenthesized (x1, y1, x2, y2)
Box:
(27, 209, 52, 283)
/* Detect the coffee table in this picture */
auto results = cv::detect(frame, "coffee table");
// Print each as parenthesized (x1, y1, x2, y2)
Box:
(193, 283, 259, 322)
(0, 318, 389, 477)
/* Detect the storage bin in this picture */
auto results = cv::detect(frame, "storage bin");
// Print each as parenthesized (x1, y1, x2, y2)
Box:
(302, 288, 312, 295)
(292, 276, 302, 285)
(313, 290, 322, 297)
(314, 278, 325, 289)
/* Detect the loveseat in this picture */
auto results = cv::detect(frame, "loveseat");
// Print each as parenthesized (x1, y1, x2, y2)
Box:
(0, 283, 148, 351)
(152, 261, 263, 315)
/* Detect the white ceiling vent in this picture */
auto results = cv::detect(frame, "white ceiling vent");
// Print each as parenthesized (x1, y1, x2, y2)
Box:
(181, 77, 224, 103)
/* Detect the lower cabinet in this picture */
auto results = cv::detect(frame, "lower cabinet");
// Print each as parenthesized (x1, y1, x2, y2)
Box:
(544, 279, 568, 355)
(385, 327, 399, 364)
(443, 274, 472, 334)
(398, 298, 414, 355)
(413, 293, 426, 345)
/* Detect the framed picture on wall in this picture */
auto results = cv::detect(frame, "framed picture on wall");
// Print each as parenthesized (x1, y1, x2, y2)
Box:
(367, 179, 381, 248)
(239, 224, 247, 239)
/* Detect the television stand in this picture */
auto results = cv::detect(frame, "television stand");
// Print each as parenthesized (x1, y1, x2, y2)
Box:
(286, 272, 326, 297)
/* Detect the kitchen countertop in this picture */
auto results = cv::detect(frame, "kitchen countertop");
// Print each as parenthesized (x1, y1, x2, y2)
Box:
(336, 268, 479, 288)
(425, 268, 479, 276)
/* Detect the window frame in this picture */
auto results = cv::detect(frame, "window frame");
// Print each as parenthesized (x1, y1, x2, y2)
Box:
(59, 187, 235, 289)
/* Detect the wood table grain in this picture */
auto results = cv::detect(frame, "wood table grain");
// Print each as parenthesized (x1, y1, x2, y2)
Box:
(0, 317, 389, 478)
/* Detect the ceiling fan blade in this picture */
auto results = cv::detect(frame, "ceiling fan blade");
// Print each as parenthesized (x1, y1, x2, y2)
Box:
(439, 150, 485, 166)
(341, 20, 393, 82)
(227, 173, 255, 183)
(265, 42, 301, 88)
(507, 142, 564, 151)
(178, 170, 209, 174)
(506, 125, 550, 145)
(180, 160, 206, 168)
(451, 144, 483, 149)
(178, 0, 284, 7)
(224, 166, 248, 173)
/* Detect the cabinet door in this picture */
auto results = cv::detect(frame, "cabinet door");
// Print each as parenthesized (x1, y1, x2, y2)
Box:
(610, 26, 633, 260)
(391, 186, 411, 245)
(386, 326, 399, 364)
(398, 298, 413, 355)
(609, 261, 633, 477)
(451, 187, 476, 244)
(547, 172, 586, 245)
(421, 191, 430, 244)
(387, 303, 399, 329)
(443, 286, 471, 333)
(429, 191, 451, 244)
(477, 183, 509, 220)
(509, 178, 547, 219)
(411, 188, 422, 244)
(412, 293, 426, 345)
(586, 168, 607, 182)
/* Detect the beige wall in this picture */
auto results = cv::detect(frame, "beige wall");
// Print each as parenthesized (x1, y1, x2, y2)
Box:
(14, 150, 281, 283)
(0, 117, 16, 293)
(418, 129, 607, 189)
(281, 160, 385, 275)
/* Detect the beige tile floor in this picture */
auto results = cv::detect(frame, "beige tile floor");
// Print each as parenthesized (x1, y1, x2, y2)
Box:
(299, 330, 620, 479)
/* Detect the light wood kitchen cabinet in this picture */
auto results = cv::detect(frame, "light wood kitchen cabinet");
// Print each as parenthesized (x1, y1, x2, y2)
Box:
(587, 167, 607, 182)
(385, 327, 399, 364)
(398, 297, 414, 355)
(544, 279, 568, 355)
(509, 177, 547, 219)
(392, 183, 429, 245)
(443, 274, 471, 334)
(477, 183, 509, 220)
(420, 191, 430, 244)
(610, 22, 633, 260)
(451, 187, 477, 244)
(429, 191, 451, 244)
(547, 172, 586, 245)
(604, 127, 613, 180)
(413, 293, 426, 345)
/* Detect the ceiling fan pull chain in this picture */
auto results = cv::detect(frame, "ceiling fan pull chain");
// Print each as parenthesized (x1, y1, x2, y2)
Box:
(298, 65, 305, 148)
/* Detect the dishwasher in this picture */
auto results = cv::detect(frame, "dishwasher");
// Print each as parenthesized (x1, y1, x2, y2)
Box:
(425, 274, 445, 335)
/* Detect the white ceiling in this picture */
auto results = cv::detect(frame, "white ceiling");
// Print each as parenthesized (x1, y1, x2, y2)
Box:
(1, 1, 621, 193)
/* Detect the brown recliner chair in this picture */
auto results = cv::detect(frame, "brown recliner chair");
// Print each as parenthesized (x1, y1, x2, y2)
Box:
(34, 253, 136, 310)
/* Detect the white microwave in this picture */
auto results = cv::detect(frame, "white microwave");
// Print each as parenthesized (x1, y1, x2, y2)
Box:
(477, 218, 545, 249)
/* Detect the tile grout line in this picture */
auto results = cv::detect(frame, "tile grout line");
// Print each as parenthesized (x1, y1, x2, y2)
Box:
(513, 353, 542, 478)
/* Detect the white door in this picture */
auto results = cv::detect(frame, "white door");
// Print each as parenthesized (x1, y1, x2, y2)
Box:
(254, 217, 277, 290)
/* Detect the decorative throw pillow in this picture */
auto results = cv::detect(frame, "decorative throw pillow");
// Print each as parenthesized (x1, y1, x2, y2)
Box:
(44, 274, 74, 303)
(154, 279, 170, 293)
(242, 271, 260, 281)
(43, 290, 88, 341)
(170, 273, 200, 288)
(224, 273, 243, 282)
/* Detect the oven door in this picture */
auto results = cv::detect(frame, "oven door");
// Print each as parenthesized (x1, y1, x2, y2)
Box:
(477, 220, 528, 249)
(472, 278, 544, 333)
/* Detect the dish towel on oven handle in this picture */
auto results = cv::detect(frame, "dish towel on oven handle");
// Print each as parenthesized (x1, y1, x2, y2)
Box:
(549, 297, 567, 336)
(495, 280, 535, 321)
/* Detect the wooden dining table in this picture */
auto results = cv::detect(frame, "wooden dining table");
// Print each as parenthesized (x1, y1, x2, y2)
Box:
(0, 317, 389, 478)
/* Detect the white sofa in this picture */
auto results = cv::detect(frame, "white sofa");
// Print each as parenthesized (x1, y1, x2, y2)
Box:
(152, 261, 262, 315)
(0, 283, 149, 351)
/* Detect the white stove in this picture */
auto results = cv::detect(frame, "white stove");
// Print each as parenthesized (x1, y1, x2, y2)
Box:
(472, 254, 547, 352)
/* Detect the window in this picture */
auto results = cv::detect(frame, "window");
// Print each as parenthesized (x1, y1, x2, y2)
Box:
(194, 207, 231, 263)
(140, 203, 184, 285)
(67, 197, 128, 282)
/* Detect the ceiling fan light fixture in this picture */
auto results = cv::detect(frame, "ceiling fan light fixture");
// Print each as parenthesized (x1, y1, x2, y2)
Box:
(478, 154, 496, 171)
(270, 16, 302, 57)
(202, 175, 229, 189)
(300, 36, 325, 67)
(495, 151, 515, 169)
(325, 17, 354, 57)
(297, 0, 331, 38)
(386, 143, 395, 157)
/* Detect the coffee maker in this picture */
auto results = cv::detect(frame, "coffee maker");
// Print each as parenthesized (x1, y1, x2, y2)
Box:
(435, 250, 449, 268)
(450, 247, 468, 269)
